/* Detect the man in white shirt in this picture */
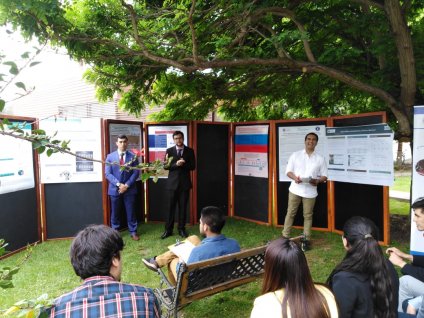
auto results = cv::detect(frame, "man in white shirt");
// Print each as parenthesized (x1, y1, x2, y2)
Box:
(282, 132, 327, 250)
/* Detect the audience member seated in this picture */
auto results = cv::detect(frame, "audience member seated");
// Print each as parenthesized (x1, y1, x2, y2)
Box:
(327, 216, 398, 318)
(250, 237, 338, 318)
(387, 197, 424, 315)
(142, 206, 240, 284)
(46, 224, 160, 318)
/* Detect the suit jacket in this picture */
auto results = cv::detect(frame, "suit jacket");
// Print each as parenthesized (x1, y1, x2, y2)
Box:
(164, 145, 195, 191)
(105, 150, 140, 196)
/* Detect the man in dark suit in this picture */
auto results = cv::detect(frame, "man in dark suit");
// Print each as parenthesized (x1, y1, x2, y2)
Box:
(105, 134, 140, 241)
(161, 131, 196, 239)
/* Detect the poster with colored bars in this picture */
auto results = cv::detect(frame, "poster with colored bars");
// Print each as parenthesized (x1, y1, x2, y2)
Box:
(234, 125, 269, 178)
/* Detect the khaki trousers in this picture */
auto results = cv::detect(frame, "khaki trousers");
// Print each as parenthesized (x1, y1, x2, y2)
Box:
(282, 191, 316, 240)
(154, 235, 201, 285)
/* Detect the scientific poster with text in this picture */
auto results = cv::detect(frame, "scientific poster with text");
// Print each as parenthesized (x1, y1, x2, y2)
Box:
(39, 118, 102, 183)
(411, 105, 424, 255)
(0, 122, 35, 194)
(147, 125, 188, 178)
(234, 125, 269, 178)
(326, 124, 394, 186)
(278, 125, 327, 181)
(109, 124, 142, 160)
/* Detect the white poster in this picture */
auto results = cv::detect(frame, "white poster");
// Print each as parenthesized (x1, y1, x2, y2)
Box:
(147, 125, 188, 178)
(0, 122, 35, 194)
(39, 117, 103, 183)
(326, 124, 394, 186)
(234, 125, 269, 178)
(411, 105, 424, 254)
(109, 124, 143, 159)
(278, 125, 327, 181)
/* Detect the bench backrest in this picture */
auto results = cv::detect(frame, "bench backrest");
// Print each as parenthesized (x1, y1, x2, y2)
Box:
(177, 245, 266, 306)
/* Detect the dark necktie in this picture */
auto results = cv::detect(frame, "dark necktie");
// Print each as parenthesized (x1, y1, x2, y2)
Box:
(120, 152, 124, 165)
(177, 149, 182, 157)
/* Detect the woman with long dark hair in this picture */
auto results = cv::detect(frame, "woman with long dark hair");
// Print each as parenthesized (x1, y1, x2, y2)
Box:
(327, 216, 399, 318)
(251, 237, 338, 318)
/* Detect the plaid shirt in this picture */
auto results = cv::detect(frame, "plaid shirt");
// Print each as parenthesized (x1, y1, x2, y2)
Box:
(47, 276, 160, 318)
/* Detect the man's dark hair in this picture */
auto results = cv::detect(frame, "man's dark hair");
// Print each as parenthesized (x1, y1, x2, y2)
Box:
(173, 131, 184, 139)
(70, 224, 124, 279)
(117, 134, 128, 141)
(200, 206, 226, 234)
(412, 197, 424, 211)
(305, 132, 319, 142)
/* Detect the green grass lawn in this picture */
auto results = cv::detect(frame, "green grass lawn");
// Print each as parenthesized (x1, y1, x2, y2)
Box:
(392, 175, 411, 192)
(0, 219, 409, 317)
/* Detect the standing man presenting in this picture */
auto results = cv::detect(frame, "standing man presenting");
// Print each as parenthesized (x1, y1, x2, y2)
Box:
(105, 134, 140, 241)
(161, 131, 196, 239)
(282, 132, 327, 250)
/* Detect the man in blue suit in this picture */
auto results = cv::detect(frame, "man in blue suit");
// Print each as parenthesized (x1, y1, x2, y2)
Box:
(105, 135, 140, 241)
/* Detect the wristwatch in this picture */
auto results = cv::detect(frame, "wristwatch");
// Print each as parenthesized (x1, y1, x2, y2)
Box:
(116, 182, 121, 187)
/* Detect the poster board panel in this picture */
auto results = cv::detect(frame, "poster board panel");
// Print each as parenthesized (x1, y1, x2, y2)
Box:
(0, 115, 40, 252)
(275, 119, 329, 229)
(330, 112, 387, 243)
(145, 122, 191, 223)
(194, 122, 230, 221)
(233, 123, 271, 223)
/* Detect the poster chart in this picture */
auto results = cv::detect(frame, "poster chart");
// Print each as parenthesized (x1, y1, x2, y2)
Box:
(0, 122, 35, 194)
(411, 105, 424, 255)
(147, 125, 188, 178)
(326, 124, 394, 186)
(278, 125, 327, 182)
(234, 125, 269, 178)
(39, 117, 103, 183)
(108, 123, 143, 160)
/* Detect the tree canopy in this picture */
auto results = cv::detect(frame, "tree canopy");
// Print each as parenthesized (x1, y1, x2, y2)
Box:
(0, 0, 422, 140)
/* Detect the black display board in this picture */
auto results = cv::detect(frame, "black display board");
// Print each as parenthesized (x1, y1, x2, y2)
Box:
(275, 121, 328, 229)
(233, 123, 270, 223)
(332, 114, 385, 238)
(195, 123, 229, 218)
(146, 123, 190, 224)
(0, 188, 39, 251)
(45, 183, 103, 239)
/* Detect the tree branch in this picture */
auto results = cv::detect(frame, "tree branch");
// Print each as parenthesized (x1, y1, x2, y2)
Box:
(188, 0, 200, 65)
(349, 0, 384, 10)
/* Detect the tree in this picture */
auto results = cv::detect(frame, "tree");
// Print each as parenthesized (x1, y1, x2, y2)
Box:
(0, 0, 422, 140)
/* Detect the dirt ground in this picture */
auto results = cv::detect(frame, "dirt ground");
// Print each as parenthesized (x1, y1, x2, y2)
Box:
(391, 214, 410, 244)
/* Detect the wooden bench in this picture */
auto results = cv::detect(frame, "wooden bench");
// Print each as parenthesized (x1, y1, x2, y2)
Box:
(152, 245, 266, 318)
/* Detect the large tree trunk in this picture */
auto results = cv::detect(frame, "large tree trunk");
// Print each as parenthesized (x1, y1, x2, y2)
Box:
(384, 0, 416, 140)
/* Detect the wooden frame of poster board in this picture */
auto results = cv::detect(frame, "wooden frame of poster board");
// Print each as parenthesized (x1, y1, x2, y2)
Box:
(231, 121, 273, 225)
(272, 117, 331, 232)
(144, 121, 193, 225)
(0, 115, 41, 256)
(328, 111, 389, 245)
(40, 118, 105, 240)
(192, 121, 231, 223)
(103, 119, 145, 229)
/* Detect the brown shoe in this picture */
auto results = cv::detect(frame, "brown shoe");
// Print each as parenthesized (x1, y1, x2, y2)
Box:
(142, 258, 159, 272)
(131, 234, 140, 241)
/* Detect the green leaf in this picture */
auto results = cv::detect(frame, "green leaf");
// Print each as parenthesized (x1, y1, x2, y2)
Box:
(46, 149, 54, 157)
(0, 99, 5, 112)
(29, 61, 41, 67)
(141, 172, 150, 182)
(32, 129, 46, 135)
(3, 61, 19, 75)
(36, 146, 46, 154)
(21, 52, 30, 59)
(15, 82, 27, 91)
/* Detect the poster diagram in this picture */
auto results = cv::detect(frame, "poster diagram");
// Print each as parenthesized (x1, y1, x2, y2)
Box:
(326, 124, 394, 186)
(278, 125, 327, 182)
(0, 122, 35, 194)
(147, 125, 188, 178)
(109, 123, 142, 160)
(234, 125, 269, 178)
(411, 105, 424, 254)
(39, 117, 103, 183)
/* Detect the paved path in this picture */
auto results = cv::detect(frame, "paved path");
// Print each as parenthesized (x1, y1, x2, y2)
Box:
(389, 190, 410, 202)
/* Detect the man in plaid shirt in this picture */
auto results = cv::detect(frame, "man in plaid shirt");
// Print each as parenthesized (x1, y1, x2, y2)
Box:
(47, 225, 160, 318)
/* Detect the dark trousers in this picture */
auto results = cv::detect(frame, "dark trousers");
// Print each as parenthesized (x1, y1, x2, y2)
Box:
(110, 194, 137, 234)
(165, 188, 188, 232)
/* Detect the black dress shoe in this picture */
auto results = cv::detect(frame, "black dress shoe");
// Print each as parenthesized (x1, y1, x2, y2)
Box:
(178, 229, 189, 238)
(161, 231, 172, 239)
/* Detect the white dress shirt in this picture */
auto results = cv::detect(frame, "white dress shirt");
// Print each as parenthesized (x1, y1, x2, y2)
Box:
(285, 149, 327, 198)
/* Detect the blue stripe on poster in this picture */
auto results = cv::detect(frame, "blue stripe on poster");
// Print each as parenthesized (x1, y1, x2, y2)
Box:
(235, 134, 268, 145)
(148, 134, 168, 148)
